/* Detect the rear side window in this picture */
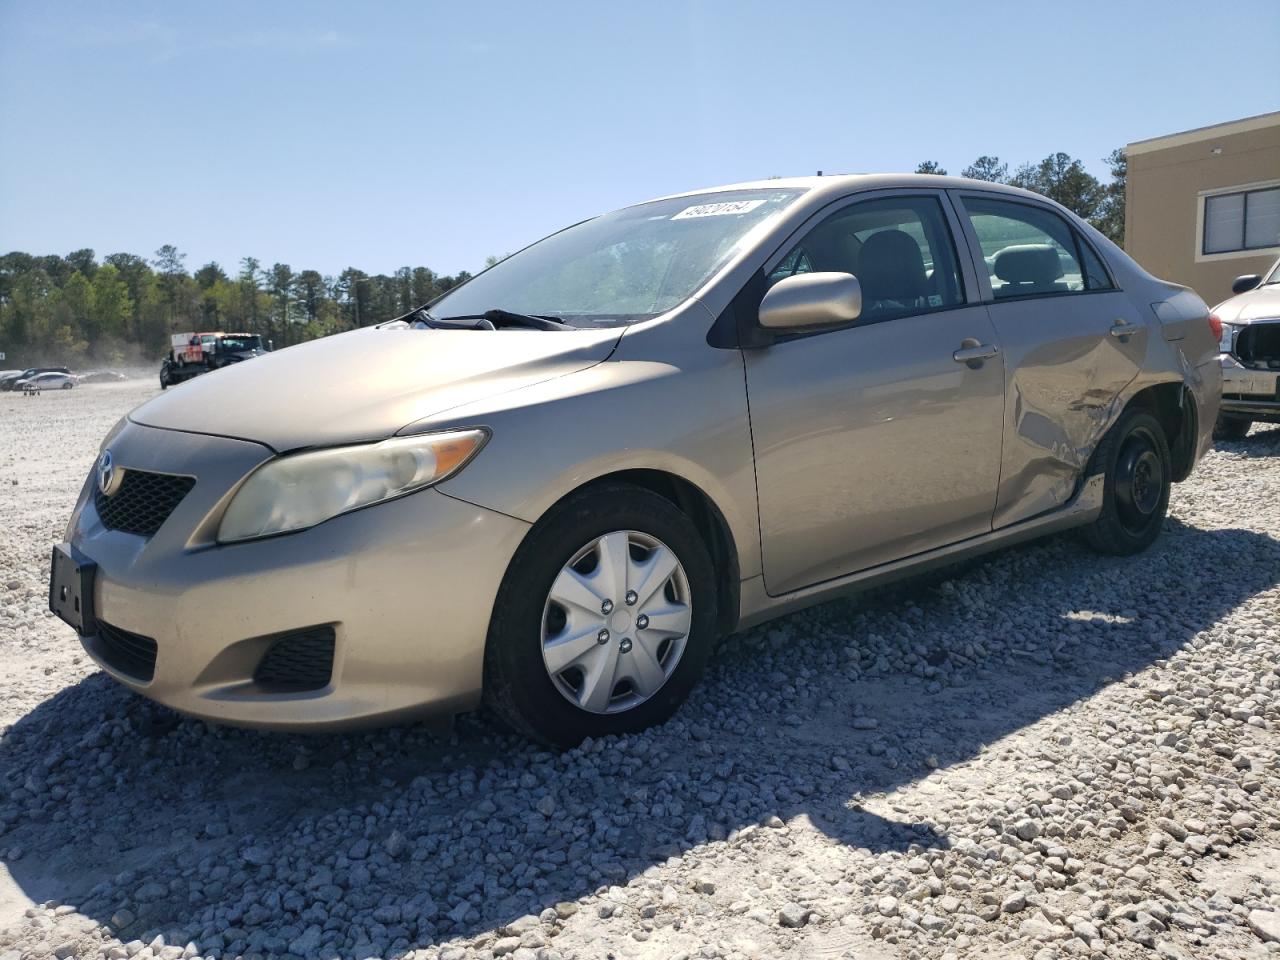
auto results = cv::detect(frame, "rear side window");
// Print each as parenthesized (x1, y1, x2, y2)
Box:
(1078, 240, 1113, 291)
(962, 196, 1112, 299)
(768, 195, 965, 323)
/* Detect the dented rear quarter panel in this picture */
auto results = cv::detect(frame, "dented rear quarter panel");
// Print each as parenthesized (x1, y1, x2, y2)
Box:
(985, 290, 1148, 529)
(985, 223, 1218, 531)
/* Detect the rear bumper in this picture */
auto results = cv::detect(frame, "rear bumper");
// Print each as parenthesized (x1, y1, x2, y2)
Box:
(64, 421, 531, 730)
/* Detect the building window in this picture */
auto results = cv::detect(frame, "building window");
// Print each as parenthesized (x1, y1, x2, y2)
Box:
(1203, 187, 1280, 254)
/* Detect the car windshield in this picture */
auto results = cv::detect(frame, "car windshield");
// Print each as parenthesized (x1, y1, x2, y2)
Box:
(220, 336, 262, 351)
(1266, 260, 1280, 284)
(426, 188, 805, 327)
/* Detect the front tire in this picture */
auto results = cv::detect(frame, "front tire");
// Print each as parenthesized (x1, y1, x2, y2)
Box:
(1213, 415, 1251, 442)
(1084, 409, 1171, 556)
(485, 485, 718, 747)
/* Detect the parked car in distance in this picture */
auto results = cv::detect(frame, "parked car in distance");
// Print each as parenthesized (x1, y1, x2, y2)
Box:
(17, 371, 77, 392)
(52, 174, 1221, 746)
(79, 370, 129, 384)
(1212, 258, 1280, 440)
(1, 366, 71, 391)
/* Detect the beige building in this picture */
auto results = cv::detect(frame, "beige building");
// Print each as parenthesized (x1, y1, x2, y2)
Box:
(1126, 111, 1280, 305)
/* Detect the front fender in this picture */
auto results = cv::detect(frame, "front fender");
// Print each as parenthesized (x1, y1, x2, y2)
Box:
(421, 316, 762, 580)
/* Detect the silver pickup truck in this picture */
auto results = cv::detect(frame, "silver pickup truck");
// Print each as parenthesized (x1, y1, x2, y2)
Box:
(1215, 259, 1280, 440)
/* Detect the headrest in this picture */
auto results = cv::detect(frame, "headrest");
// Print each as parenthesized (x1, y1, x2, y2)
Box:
(993, 244, 1064, 285)
(858, 229, 927, 302)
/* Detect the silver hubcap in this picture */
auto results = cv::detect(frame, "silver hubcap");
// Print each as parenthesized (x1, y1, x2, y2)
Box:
(541, 530, 692, 715)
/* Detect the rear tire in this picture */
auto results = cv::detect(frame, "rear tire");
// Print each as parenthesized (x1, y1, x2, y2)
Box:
(1213, 415, 1251, 442)
(1084, 409, 1171, 556)
(484, 484, 718, 747)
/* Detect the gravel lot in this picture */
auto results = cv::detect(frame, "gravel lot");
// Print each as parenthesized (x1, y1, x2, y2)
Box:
(1, 380, 1278, 960)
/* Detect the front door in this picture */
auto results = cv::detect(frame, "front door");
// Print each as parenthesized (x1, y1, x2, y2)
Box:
(744, 193, 1006, 595)
(951, 193, 1147, 528)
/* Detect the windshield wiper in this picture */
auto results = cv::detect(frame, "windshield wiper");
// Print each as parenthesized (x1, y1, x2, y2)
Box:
(423, 308, 567, 331)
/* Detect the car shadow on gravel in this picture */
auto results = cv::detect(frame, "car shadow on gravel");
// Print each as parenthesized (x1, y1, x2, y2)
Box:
(1214, 421, 1280, 457)
(3, 518, 1279, 957)
(1228, 422, 1280, 457)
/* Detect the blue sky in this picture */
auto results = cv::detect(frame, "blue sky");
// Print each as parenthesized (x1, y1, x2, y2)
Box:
(1, 0, 1276, 278)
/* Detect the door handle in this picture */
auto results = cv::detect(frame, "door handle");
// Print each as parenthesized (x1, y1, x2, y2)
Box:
(1109, 319, 1133, 340)
(953, 339, 999, 367)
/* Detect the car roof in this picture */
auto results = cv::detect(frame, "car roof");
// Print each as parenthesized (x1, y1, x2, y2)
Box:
(640, 173, 1052, 208)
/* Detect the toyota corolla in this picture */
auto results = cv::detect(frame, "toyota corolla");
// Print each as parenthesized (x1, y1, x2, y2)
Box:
(51, 174, 1221, 745)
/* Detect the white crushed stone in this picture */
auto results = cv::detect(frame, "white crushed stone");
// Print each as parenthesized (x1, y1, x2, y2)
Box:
(1, 381, 1278, 960)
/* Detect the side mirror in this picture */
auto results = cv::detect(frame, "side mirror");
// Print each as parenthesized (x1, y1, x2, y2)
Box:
(758, 272, 862, 332)
(1232, 274, 1262, 295)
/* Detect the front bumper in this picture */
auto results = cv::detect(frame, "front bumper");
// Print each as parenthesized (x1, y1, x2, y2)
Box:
(63, 421, 530, 730)
(1220, 355, 1280, 422)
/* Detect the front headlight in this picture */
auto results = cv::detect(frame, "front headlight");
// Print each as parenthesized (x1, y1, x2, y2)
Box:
(1219, 321, 1239, 354)
(217, 429, 487, 543)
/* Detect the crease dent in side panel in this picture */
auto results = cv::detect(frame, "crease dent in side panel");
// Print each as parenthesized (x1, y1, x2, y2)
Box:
(1004, 342, 1129, 518)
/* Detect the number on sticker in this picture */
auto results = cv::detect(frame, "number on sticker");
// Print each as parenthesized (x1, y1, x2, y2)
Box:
(671, 199, 768, 220)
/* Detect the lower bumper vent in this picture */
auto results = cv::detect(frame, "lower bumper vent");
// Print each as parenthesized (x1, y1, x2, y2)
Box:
(94, 620, 158, 682)
(253, 626, 336, 692)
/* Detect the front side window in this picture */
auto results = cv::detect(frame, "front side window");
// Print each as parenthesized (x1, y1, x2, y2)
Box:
(962, 196, 1112, 299)
(768, 195, 965, 323)
(1204, 187, 1280, 254)
(427, 189, 805, 328)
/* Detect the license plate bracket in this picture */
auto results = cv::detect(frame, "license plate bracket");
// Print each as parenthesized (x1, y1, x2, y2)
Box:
(49, 543, 96, 635)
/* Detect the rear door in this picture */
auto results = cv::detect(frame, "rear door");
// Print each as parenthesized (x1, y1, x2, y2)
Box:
(950, 192, 1147, 528)
(744, 191, 1006, 594)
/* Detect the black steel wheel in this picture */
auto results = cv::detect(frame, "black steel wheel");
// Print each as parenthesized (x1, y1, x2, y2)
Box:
(1084, 409, 1171, 556)
(1113, 426, 1164, 536)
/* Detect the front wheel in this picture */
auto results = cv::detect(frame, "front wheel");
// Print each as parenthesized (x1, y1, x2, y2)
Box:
(1083, 409, 1171, 556)
(485, 485, 718, 747)
(61, 381, 73, 390)
(1213, 415, 1251, 442)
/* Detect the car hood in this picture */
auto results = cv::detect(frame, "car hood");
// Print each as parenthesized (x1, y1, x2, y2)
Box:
(1215, 284, 1280, 324)
(130, 324, 623, 451)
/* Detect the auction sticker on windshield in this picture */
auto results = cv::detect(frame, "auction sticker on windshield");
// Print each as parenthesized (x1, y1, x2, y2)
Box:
(671, 199, 768, 220)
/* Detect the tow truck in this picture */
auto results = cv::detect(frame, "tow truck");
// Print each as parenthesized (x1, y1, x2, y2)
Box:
(159, 332, 269, 389)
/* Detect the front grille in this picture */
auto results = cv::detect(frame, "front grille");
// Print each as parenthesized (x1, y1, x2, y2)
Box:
(95, 469, 195, 537)
(95, 619, 158, 682)
(253, 627, 336, 692)
(1236, 321, 1280, 370)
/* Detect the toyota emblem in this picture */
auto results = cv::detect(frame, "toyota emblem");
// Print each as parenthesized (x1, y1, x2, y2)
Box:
(97, 450, 123, 496)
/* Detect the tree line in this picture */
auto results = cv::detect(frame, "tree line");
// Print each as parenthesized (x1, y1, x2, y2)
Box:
(1, 149, 1126, 368)
(0, 249, 478, 368)
(912, 149, 1127, 245)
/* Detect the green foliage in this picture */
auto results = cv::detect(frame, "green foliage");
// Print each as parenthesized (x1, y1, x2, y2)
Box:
(940, 150, 1127, 246)
(1008, 152, 1104, 221)
(961, 156, 1009, 183)
(914, 161, 947, 175)
(0, 246, 475, 367)
(1093, 148, 1127, 246)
